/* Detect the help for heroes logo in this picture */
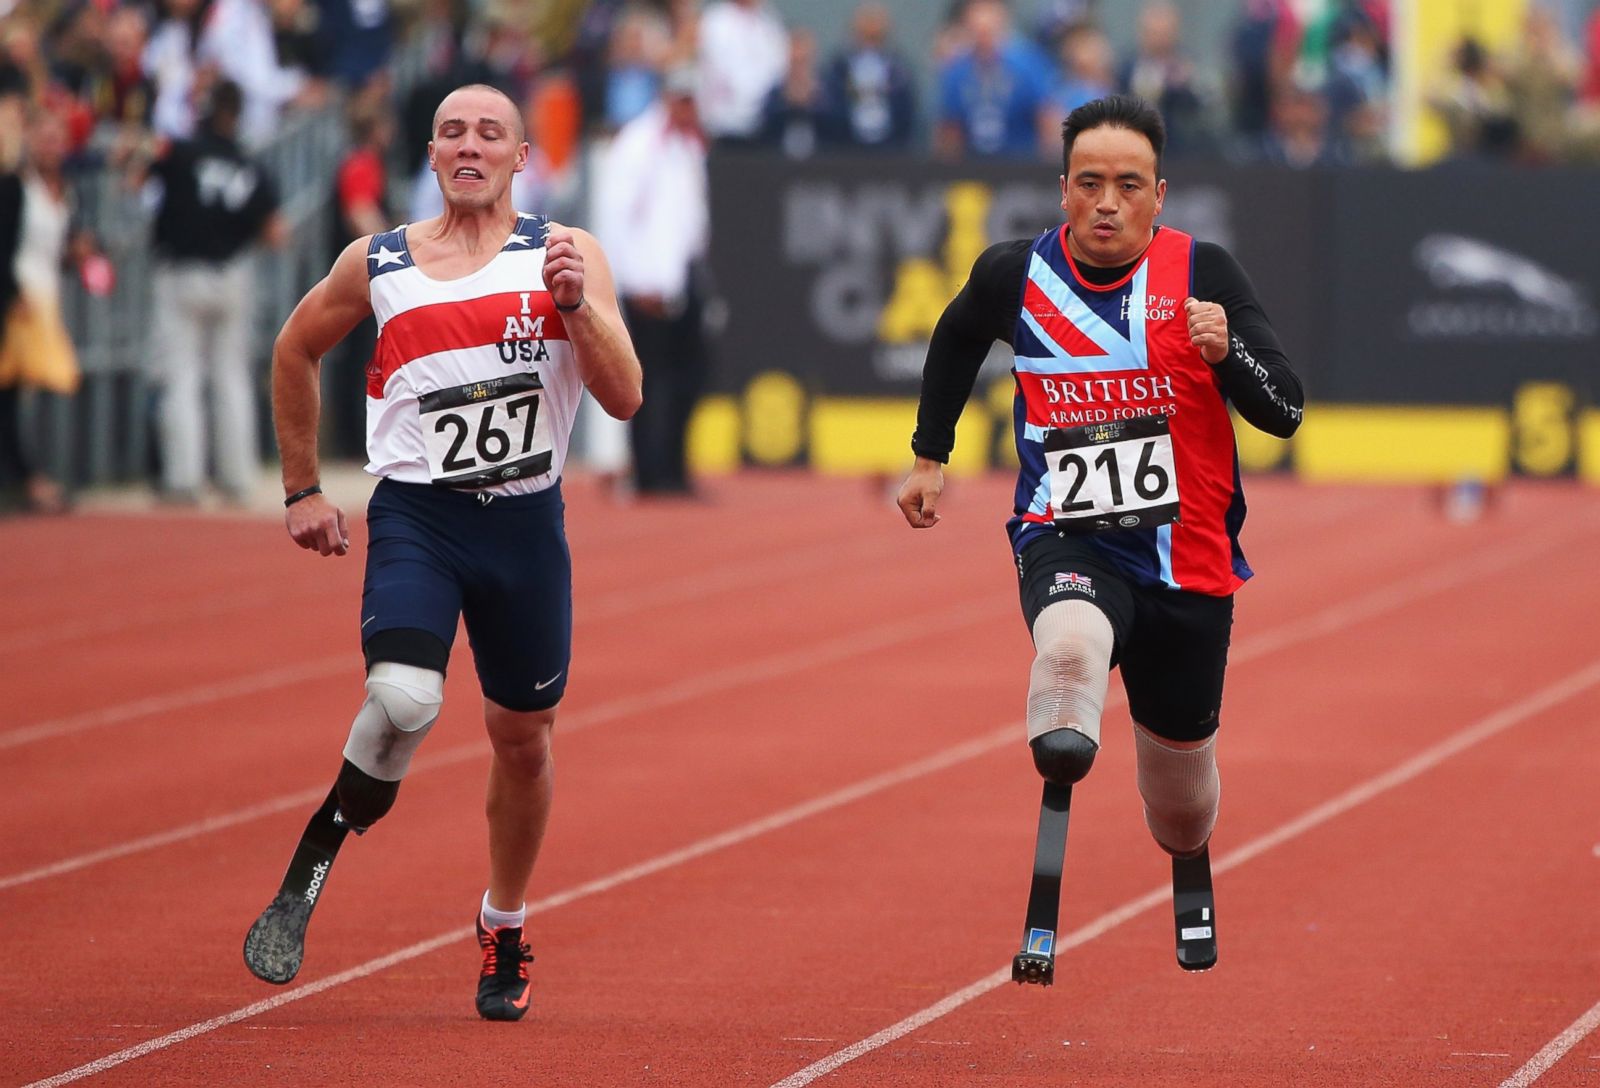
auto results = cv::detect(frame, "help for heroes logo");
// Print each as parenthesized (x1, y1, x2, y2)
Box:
(1121, 293, 1180, 321)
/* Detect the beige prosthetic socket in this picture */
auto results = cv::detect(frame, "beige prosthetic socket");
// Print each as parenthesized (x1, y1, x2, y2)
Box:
(1133, 722, 1220, 857)
(1026, 601, 1116, 782)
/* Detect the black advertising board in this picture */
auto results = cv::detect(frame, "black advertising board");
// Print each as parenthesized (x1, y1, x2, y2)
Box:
(1322, 165, 1598, 405)
(707, 151, 1324, 398)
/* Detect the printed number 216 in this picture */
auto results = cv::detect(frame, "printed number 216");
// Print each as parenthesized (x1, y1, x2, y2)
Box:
(1057, 441, 1168, 514)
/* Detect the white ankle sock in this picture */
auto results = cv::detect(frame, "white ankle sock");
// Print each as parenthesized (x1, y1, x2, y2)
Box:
(481, 890, 526, 930)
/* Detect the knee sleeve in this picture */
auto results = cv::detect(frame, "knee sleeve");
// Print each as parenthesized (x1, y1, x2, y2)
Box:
(1133, 722, 1220, 858)
(1026, 601, 1115, 784)
(337, 663, 444, 827)
(343, 662, 444, 779)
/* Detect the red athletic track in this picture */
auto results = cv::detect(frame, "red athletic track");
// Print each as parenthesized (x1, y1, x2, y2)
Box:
(3, 473, 1598, 1088)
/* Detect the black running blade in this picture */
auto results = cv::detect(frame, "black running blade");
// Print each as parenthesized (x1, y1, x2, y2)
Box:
(1172, 847, 1217, 972)
(1012, 781, 1072, 986)
(244, 839, 340, 984)
(244, 891, 315, 984)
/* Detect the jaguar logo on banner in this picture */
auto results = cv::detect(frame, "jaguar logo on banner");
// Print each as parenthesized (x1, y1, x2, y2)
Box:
(1409, 234, 1597, 340)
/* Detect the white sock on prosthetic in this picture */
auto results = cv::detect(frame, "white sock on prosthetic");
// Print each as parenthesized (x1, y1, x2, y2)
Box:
(1133, 723, 1220, 857)
(1026, 601, 1115, 784)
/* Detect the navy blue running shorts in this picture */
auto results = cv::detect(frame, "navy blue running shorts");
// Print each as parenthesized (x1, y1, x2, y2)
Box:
(360, 478, 572, 712)
(1017, 532, 1233, 743)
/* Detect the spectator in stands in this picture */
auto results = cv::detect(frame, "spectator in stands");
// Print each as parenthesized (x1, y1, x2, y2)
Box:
(145, 0, 305, 149)
(1503, 5, 1580, 164)
(0, 108, 98, 514)
(1, 16, 51, 106)
(0, 142, 28, 513)
(1119, 1, 1206, 156)
(822, 1, 916, 151)
(1584, 4, 1600, 104)
(1325, 12, 1387, 163)
(1052, 23, 1115, 115)
(269, 0, 332, 111)
(72, 6, 157, 154)
(696, 0, 787, 144)
(1259, 79, 1343, 167)
(314, 0, 393, 94)
(1230, 0, 1292, 145)
(144, 0, 214, 142)
(143, 79, 286, 503)
(760, 26, 832, 158)
(603, 5, 667, 132)
(324, 100, 391, 458)
(1429, 37, 1518, 160)
(934, 0, 1055, 160)
(593, 66, 711, 496)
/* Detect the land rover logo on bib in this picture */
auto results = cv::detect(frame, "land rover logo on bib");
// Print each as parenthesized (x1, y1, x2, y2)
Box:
(1119, 515, 1140, 527)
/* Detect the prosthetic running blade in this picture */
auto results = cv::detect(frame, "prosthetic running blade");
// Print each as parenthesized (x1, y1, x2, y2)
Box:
(1012, 781, 1072, 986)
(1172, 846, 1217, 972)
(244, 836, 344, 984)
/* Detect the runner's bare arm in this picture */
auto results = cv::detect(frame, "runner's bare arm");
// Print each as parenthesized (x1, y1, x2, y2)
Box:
(271, 237, 375, 556)
(543, 224, 643, 420)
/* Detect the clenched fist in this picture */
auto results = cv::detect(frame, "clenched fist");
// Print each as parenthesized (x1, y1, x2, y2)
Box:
(542, 224, 585, 311)
(1183, 297, 1228, 365)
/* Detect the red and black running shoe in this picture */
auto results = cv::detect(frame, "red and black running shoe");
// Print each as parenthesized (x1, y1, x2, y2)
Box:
(475, 913, 534, 1021)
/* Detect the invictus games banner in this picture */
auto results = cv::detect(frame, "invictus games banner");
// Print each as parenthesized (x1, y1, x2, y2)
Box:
(700, 152, 1599, 481)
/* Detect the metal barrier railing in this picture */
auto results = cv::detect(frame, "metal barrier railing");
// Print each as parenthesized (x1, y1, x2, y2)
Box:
(47, 105, 346, 489)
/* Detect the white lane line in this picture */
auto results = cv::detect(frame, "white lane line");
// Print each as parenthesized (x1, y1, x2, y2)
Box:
(1499, 998, 1600, 1087)
(0, 599, 1004, 891)
(0, 536, 901, 750)
(18, 731, 1016, 1088)
(767, 659, 1600, 1088)
(1, 511, 1578, 890)
(19, 534, 1597, 1082)
(0, 533, 897, 657)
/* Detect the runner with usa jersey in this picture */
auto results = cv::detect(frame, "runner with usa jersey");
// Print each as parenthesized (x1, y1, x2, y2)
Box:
(243, 84, 643, 1021)
(895, 95, 1302, 983)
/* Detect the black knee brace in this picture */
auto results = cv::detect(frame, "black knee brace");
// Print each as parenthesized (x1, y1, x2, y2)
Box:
(1030, 728, 1099, 786)
(334, 758, 400, 831)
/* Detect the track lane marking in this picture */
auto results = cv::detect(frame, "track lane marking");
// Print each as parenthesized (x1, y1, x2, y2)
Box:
(766, 659, 1600, 1087)
(18, 524, 1596, 1082)
(0, 535, 908, 751)
(3, 509, 1584, 889)
(1499, 998, 1600, 1087)
(0, 597, 1004, 891)
(18, 731, 1016, 1088)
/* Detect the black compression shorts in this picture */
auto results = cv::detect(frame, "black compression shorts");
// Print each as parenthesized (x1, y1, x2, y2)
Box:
(1016, 532, 1234, 742)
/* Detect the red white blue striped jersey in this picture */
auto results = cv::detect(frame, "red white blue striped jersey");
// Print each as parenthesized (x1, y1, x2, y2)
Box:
(1008, 225, 1250, 596)
(362, 213, 581, 495)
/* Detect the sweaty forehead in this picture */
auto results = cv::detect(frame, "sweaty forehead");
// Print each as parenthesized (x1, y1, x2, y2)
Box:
(1069, 126, 1158, 176)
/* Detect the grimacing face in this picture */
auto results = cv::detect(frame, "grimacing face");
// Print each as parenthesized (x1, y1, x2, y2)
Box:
(428, 88, 528, 209)
(1059, 125, 1166, 268)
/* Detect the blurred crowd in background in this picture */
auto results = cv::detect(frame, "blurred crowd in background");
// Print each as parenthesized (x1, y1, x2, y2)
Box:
(2, 0, 1600, 512)
(1, 0, 1597, 217)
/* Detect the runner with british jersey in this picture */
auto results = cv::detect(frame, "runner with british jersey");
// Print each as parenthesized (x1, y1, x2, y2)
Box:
(896, 96, 1303, 984)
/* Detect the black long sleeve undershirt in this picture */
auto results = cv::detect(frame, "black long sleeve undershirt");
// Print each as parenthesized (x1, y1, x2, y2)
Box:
(910, 230, 1305, 463)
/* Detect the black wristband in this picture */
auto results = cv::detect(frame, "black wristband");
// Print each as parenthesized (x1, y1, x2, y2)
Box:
(554, 296, 585, 313)
(284, 484, 322, 508)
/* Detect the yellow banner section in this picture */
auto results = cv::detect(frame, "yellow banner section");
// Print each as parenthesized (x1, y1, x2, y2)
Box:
(1393, 0, 1529, 165)
(687, 399, 1600, 484)
(1294, 405, 1510, 482)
